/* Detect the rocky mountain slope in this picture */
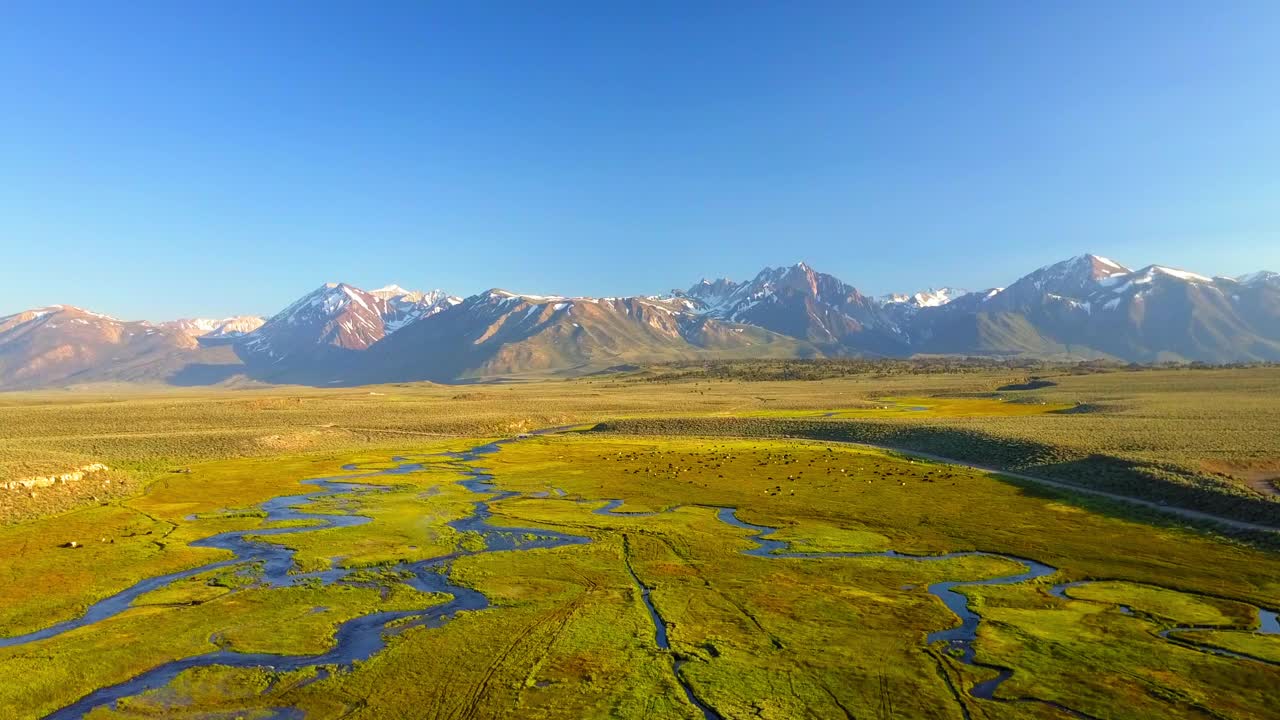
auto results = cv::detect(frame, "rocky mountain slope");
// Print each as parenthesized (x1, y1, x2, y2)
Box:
(1, 255, 1276, 388)
(161, 316, 265, 341)
(234, 283, 459, 382)
(0, 306, 236, 388)
(360, 290, 814, 382)
(678, 263, 905, 354)
(908, 256, 1280, 362)
(882, 287, 969, 311)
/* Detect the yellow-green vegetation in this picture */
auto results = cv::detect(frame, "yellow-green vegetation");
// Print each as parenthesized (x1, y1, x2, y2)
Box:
(51, 431, 1280, 720)
(1063, 581, 1257, 627)
(600, 368, 1280, 528)
(0, 504, 225, 637)
(247, 477, 482, 572)
(733, 395, 1074, 418)
(762, 520, 891, 553)
(481, 436, 1280, 605)
(130, 566, 240, 606)
(1175, 630, 1280, 663)
(0, 581, 445, 719)
(88, 666, 319, 720)
(2, 366, 1280, 719)
(0, 442, 473, 718)
(86, 541, 702, 720)
(293, 540, 702, 719)
(961, 583, 1277, 719)
(484, 502, 1025, 719)
(0, 439, 470, 637)
(5, 366, 1279, 525)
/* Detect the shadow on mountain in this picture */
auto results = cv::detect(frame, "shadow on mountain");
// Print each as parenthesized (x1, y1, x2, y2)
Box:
(231, 345, 379, 388)
(167, 362, 251, 386)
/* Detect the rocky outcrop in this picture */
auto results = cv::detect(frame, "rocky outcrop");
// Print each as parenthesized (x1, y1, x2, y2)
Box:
(1, 463, 111, 491)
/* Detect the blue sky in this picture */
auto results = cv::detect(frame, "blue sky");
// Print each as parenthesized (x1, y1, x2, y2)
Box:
(2, 2, 1278, 319)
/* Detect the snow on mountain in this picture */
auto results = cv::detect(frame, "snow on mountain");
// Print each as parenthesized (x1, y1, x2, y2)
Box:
(369, 284, 418, 301)
(1021, 253, 1128, 291)
(162, 316, 265, 339)
(370, 284, 457, 306)
(1, 305, 124, 336)
(680, 278, 742, 312)
(237, 283, 397, 370)
(1101, 265, 1213, 290)
(1147, 266, 1212, 283)
(681, 264, 821, 319)
(974, 257, 1233, 322)
(1237, 271, 1280, 287)
(233, 282, 462, 377)
(359, 286, 814, 383)
(948, 255, 1280, 361)
(464, 288, 707, 332)
(0, 305, 235, 388)
(676, 262, 904, 352)
(1057, 264, 1222, 313)
(881, 287, 968, 309)
(6, 254, 1280, 390)
(974, 254, 1126, 315)
(370, 285, 463, 332)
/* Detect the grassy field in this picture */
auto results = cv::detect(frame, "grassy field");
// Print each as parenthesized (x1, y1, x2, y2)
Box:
(599, 367, 1280, 527)
(1, 365, 1278, 718)
(4, 366, 1278, 525)
(4, 432, 1272, 718)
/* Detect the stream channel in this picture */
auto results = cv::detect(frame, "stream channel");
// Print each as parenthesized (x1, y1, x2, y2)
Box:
(3, 430, 1275, 719)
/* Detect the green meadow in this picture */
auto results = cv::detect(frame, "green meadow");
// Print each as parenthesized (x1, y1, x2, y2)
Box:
(0, 365, 1277, 718)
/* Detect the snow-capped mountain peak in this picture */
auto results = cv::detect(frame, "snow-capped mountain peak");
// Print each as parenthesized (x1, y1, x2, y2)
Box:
(370, 283, 412, 297)
(1236, 270, 1279, 287)
(1088, 254, 1127, 273)
(0, 305, 125, 335)
(368, 284, 461, 310)
(679, 277, 741, 311)
(383, 289, 462, 333)
(162, 316, 265, 339)
(673, 262, 900, 350)
(272, 283, 373, 322)
(6, 253, 1280, 391)
(370, 284, 430, 303)
(985, 254, 1134, 311)
(1047, 254, 1130, 282)
(881, 287, 968, 309)
(235, 282, 465, 371)
(1135, 265, 1213, 284)
(1095, 265, 1216, 297)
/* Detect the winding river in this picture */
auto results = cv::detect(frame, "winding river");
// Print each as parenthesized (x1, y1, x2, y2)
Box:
(24, 437, 589, 720)
(713, 507, 1059, 699)
(3, 430, 1276, 719)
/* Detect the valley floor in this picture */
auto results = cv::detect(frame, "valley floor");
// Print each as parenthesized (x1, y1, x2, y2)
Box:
(1, 367, 1278, 718)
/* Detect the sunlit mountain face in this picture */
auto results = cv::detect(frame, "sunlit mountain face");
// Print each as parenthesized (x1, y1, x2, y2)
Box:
(2, 255, 1278, 388)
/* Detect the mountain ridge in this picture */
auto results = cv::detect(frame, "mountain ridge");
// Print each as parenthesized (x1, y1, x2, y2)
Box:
(1, 255, 1277, 388)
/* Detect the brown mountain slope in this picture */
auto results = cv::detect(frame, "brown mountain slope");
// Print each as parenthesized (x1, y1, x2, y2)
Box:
(0, 306, 241, 388)
(358, 290, 819, 382)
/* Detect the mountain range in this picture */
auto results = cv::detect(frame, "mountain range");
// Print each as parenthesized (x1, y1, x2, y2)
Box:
(2, 255, 1278, 389)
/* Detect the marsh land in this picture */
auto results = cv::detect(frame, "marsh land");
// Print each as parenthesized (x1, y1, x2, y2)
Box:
(1, 363, 1277, 719)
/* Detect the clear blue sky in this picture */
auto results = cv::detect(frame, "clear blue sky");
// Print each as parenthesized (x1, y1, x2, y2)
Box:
(2, 2, 1278, 319)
